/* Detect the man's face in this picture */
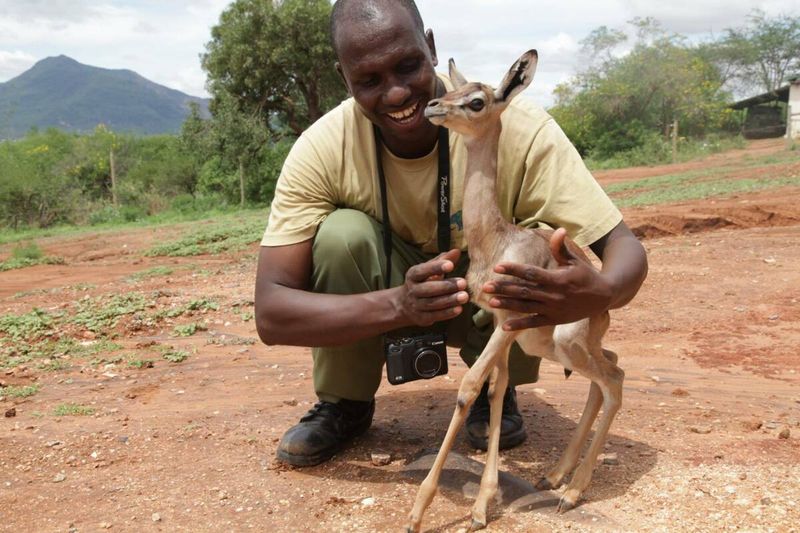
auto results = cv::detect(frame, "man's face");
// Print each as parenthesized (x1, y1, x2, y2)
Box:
(335, 6, 440, 158)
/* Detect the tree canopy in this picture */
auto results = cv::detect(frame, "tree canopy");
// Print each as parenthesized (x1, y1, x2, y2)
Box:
(202, 0, 346, 136)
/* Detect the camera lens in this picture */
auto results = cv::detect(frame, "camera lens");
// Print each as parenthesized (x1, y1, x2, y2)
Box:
(414, 350, 442, 379)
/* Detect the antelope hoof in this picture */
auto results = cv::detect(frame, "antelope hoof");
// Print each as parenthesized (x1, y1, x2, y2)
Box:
(556, 495, 578, 514)
(536, 477, 554, 491)
(405, 525, 419, 533)
(470, 518, 487, 530)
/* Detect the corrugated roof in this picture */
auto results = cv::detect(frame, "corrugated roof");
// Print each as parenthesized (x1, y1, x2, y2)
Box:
(730, 85, 790, 110)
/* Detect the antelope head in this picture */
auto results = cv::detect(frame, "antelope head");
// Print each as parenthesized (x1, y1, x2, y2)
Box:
(424, 49, 538, 139)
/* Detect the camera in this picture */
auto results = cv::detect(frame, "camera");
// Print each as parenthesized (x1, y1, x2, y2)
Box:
(384, 332, 448, 385)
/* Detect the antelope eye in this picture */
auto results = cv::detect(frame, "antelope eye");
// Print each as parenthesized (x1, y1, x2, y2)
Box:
(467, 98, 485, 112)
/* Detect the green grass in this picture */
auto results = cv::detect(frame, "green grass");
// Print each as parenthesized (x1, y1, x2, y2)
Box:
(0, 383, 41, 398)
(612, 175, 800, 208)
(0, 241, 66, 271)
(0, 205, 268, 246)
(53, 403, 95, 416)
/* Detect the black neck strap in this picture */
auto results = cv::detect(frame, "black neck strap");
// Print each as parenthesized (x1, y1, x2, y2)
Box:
(373, 125, 451, 284)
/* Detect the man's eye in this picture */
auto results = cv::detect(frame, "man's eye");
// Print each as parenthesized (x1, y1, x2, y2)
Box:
(359, 77, 379, 88)
(467, 99, 485, 112)
(397, 60, 420, 74)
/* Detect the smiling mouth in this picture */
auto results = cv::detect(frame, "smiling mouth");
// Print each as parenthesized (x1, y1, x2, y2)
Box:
(386, 101, 419, 124)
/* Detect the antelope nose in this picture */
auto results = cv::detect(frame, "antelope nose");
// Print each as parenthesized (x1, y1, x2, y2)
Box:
(427, 100, 439, 107)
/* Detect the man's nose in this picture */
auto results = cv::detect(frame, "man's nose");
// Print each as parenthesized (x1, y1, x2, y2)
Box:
(384, 82, 411, 107)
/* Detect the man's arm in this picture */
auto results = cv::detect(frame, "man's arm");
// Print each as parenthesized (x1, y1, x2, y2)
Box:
(481, 221, 647, 330)
(254, 242, 470, 346)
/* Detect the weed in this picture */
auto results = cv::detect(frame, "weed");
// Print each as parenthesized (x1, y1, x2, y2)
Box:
(0, 308, 55, 341)
(240, 312, 254, 322)
(127, 358, 155, 369)
(0, 254, 65, 272)
(12, 241, 43, 260)
(145, 217, 264, 257)
(127, 266, 174, 282)
(161, 349, 190, 363)
(173, 323, 208, 337)
(72, 293, 149, 333)
(0, 383, 41, 398)
(53, 403, 95, 416)
(37, 359, 71, 372)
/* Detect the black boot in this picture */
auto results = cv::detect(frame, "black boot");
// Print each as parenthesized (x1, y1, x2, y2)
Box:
(465, 383, 526, 451)
(276, 398, 375, 467)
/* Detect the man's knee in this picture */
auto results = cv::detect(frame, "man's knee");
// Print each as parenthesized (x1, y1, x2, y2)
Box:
(313, 209, 381, 262)
(312, 209, 383, 293)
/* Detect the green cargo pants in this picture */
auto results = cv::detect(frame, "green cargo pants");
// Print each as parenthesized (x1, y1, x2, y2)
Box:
(311, 209, 541, 403)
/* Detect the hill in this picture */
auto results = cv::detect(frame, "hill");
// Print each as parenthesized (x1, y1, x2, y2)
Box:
(0, 55, 209, 138)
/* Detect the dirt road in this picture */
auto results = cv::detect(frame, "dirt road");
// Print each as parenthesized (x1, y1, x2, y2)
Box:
(1, 139, 799, 532)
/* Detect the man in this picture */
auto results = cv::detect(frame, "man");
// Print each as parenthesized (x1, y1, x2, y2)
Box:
(255, 0, 647, 467)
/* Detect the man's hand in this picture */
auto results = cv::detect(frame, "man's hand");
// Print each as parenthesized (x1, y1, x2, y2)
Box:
(394, 248, 469, 327)
(482, 229, 613, 331)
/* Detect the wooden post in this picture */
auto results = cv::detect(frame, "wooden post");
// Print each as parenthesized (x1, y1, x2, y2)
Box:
(239, 158, 245, 207)
(109, 148, 118, 206)
(671, 119, 678, 163)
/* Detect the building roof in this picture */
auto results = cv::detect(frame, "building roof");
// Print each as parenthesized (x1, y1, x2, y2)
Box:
(730, 84, 790, 110)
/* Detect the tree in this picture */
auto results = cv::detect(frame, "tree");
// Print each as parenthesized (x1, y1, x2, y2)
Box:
(550, 20, 732, 158)
(716, 11, 800, 94)
(202, 0, 346, 136)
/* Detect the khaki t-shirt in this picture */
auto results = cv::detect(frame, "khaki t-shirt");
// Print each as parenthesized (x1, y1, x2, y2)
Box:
(261, 76, 621, 252)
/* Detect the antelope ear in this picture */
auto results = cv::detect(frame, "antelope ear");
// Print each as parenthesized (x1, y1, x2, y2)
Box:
(449, 58, 468, 89)
(495, 49, 538, 102)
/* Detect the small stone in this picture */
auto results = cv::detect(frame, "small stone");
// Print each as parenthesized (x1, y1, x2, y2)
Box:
(741, 419, 763, 431)
(218, 490, 228, 500)
(761, 497, 772, 506)
(360, 497, 375, 506)
(4, 408, 16, 418)
(99, 522, 112, 529)
(45, 440, 63, 448)
(778, 428, 790, 439)
(739, 472, 747, 481)
(151, 513, 161, 522)
(282, 398, 298, 406)
(650, 375, 661, 383)
(689, 425, 712, 434)
(370, 453, 392, 466)
(599, 452, 619, 465)
(53, 473, 66, 483)
(671, 388, 689, 397)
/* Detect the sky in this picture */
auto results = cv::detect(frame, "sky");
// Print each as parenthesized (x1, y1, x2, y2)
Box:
(0, 0, 798, 108)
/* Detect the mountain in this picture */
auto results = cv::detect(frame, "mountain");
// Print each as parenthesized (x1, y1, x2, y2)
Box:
(0, 55, 209, 139)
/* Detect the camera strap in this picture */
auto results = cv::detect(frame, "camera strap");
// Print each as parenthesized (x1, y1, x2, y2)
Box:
(372, 124, 451, 284)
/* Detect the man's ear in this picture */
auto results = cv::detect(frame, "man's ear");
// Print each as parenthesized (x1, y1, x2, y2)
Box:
(335, 62, 351, 95)
(425, 29, 438, 67)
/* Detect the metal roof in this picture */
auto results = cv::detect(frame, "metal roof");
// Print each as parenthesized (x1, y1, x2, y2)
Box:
(730, 85, 790, 110)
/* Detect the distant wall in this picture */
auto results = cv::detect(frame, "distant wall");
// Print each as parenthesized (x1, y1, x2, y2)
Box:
(789, 81, 800, 140)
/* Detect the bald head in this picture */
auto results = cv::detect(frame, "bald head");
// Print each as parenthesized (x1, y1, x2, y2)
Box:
(330, 0, 425, 57)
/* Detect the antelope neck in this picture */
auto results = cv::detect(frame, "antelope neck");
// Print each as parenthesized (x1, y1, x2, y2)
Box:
(462, 125, 506, 254)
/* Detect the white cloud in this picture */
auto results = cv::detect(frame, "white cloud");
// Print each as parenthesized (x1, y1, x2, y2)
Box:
(1, 0, 800, 106)
(0, 50, 36, 80)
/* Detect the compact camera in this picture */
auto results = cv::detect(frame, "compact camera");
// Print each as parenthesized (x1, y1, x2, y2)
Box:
(384, 332, 448, 385)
